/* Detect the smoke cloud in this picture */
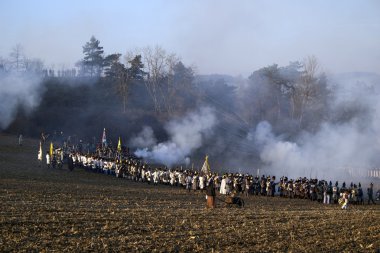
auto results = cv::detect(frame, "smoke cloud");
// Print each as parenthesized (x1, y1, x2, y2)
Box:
(250, 75, 380, 180)
(133, 107, 217, 166)
(129, 126, 157, 148)
(0, 72, 43, 130)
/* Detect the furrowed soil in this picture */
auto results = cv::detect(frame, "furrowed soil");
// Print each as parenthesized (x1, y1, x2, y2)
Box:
(1, 133, 379, 252)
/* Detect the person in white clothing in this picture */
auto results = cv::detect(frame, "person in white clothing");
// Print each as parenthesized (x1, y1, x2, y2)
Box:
(170, 170, 176, 186)
(340, 191, 349, 210)
(152, 169, 160, 185)
(186, 174, 192, 192)
(18, 134, 23, 146)
(38, 148, 43, 167)
(45, 152, 51, 169)
(199, 175, 205, 192)
(220, 175, 227, 195)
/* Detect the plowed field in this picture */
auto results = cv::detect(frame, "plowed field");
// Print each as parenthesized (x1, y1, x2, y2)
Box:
(1, 134, 379, 252)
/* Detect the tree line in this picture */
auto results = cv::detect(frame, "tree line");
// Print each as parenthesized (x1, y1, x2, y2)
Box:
(1, 36, 344, 167)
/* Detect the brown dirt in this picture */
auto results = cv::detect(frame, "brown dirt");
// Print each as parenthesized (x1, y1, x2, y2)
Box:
(1, 133, 379, 252)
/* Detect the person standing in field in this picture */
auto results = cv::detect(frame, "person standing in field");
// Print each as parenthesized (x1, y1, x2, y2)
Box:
(220, 175, 227, 195)
(199, 174, 205, 193)
(332, 182, 339, 204)
(270, 176, 277, 197)
(340, 191, 349, 210)
(192, 173, 198, 191)
(367, 183, 376, 205)
(323, 181, 332, 204)
(152, 169, 160, 185)
(357, 183, 364, 205)
(45, 151, 51, 169)
(67, 154, 74, 171)
(185, 173, 192, 192)
(37, 148, 43, 167)
(18, 134, 23, 146)
(206, 178, 216, 208)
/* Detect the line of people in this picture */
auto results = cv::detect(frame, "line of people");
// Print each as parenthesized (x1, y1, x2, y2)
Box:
(42, 144, 379, 208)
(64, 150, 378, 207)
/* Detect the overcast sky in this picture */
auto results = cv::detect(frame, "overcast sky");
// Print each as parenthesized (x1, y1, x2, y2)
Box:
(1, 0, 379, 76)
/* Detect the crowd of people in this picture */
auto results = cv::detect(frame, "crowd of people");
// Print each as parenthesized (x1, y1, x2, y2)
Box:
(41, 141, 379, 209)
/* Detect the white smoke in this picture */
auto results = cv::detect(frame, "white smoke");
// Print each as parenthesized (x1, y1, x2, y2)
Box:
(133, 107, 217, 166)
(252, 121, 306, 177)
(129, 126, 157, 148)
(251, 75, 380, 180)
(0, 72, 43, 129)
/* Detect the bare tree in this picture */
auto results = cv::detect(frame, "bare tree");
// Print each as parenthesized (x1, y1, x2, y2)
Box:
(163, 53, 181, 114)
(9, 44, 24, 72)
(116, 65, 130, 113)
(24, 58, 44, 74)
(0, 57, 11, 72)
(142, 46, 165, 113)
(142, 46, 179, 114)
(291, 55, 319, 128)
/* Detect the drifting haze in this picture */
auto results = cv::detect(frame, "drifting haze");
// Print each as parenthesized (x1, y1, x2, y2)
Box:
(134, 107, 217, 166)
(247, 74, 380, 179)
(130, 72, 380, 179)
(0, 72, 43, 129)
(1, 0, 379, 76)
(1, 1, 380, 179)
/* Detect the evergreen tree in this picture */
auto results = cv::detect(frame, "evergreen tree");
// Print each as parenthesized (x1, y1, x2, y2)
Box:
(104, 53, 146, 113)
(80, 36, 104, 77)
(128, 55, 145, 80)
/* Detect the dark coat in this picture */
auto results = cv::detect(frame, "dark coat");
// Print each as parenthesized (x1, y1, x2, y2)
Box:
(68, 156, 74, 171)
(206, 181, 216, 196)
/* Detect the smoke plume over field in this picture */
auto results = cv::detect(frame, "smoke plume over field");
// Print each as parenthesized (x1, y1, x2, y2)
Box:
(247, 74, 380, 179)
(133, 107, 217, 166)
(1, 49, 380, 181)
(1, 1, 380, 183)
(0, 73, 43, 130)
(129, 72, 380, 180)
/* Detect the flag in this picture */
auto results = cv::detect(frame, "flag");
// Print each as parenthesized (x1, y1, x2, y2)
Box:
(201, 155, 211, 175)
(117, 137, 122, 152)
(102, 128, 107, 147)
(49, 142, 53, 157)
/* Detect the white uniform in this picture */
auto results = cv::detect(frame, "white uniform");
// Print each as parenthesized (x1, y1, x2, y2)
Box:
(220, 178, 227, 195)
(153, 171, 160, 184)
(199, 176, 205, 190)
(341, 193, 349, 210)
(38, 151, 42, 162)
(46, 154, 50, 165)
(170, 171, 176, 186)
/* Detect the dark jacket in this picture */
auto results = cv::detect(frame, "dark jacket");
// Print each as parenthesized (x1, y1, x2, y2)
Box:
(206, 181, 216, 196)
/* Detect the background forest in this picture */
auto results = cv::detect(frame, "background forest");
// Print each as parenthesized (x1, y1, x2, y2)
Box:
(1, 37, 380, 176)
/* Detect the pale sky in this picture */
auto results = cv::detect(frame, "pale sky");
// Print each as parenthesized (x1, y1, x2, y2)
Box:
(1, 0, 379, 76)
